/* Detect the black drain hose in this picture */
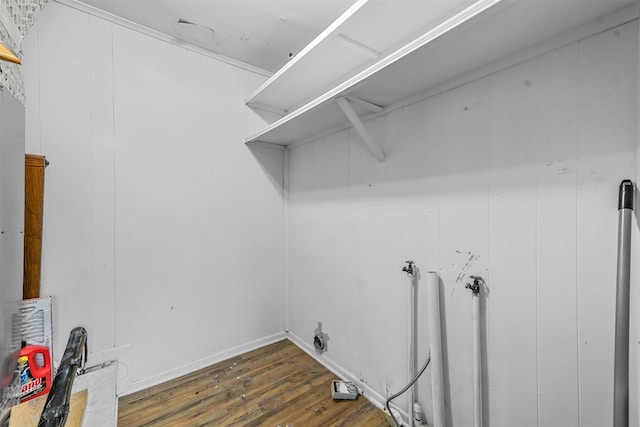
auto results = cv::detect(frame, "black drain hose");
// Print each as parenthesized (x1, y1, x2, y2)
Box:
(386, 350, 431, 427)
(38, 327, 87, 427)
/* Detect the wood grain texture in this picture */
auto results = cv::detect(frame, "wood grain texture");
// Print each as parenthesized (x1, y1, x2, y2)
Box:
(118, 340, 392, 427)
(23, 154, 46, 300)
(9, 388, 88, 427)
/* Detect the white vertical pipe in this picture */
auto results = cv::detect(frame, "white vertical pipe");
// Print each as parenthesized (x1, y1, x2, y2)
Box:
(614, 179, 634, 427)
(427, 271, 445, 427)
(283, 149, 290, 333)
(408, 271, 416, 427)
(472, 292, 482, 427)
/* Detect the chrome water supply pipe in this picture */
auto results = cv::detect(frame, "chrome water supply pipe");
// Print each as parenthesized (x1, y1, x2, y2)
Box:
(614, 179, 633, 427)
(466, 276, 483, 427)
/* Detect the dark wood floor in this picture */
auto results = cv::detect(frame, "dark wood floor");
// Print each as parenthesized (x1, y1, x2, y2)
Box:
(118, 339, 393, 426)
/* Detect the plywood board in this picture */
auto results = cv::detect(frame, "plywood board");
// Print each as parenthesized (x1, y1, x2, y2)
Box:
(9, 389, 88, 427)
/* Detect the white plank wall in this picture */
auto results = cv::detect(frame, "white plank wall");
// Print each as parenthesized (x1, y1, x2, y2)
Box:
(23, 1, 285, 394)
(438, 79, 492, 427)
(88, 16, 116, 355)
(287, 20, 638, 427)
(27, 5, 95, 364)
(0, 87, 25, 357)
(535, 44, 580, 427)
(18, 2, 640, 425)
(577, 22, 638, 426)
(486, 61, 538, 427)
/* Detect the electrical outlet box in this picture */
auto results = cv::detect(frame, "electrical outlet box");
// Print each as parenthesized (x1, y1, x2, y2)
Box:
(331, 380, 358, 400)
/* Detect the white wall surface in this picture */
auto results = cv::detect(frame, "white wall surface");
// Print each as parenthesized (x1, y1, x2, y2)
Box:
(287, 20, 638, 427)
(22, 1, 284, 394)
(17, 1, 640, 424)
(0, 87, 25, 379)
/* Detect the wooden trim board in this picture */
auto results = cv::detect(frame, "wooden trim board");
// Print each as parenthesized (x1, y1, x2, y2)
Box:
(23, 154, 46, 300)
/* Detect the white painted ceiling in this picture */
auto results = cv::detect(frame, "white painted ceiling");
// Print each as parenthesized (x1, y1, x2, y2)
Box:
(77, 0, 356, 73)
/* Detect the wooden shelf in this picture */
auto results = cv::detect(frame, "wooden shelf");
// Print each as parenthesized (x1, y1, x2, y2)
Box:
(245, 0, 637, 149)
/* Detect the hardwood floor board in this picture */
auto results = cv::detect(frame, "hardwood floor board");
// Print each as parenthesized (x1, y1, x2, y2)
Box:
(119, 375, 238, 425)
(208, 372, 327, 426)
(158, 364, 312, 424)
(119, 352, 302, 423)
(121, 364, 230, 406)
(121, 341, 297, 411)
(328, 398, 394, 427)
(291, 394, 360, 426)
(242, 372, 336, 426)
(118, 339, 392, 426)
(335, 410, 395, 427)
(251, 389, 333, 426)
(119, 374, 227, 424)
(256, 371, 333, 413)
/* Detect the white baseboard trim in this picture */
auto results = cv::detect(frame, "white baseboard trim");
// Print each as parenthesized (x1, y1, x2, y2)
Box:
(285, 331, 409, 425)
(120, 331, 287, 396)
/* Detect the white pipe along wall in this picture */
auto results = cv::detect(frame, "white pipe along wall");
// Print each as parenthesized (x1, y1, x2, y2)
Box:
(427, 271, 445, 427)
(465, 276, 483, 427)
(406, 262, 417, 426)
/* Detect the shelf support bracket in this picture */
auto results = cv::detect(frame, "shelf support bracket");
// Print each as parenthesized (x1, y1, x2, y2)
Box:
(345, 96, 383, 114)
(336, 97, 385, 162)
(246, 101, 287, 118)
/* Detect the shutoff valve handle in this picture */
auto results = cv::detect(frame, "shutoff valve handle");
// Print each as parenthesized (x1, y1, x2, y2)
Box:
(466, 275, 482, 296)
(402, 260, 414, 276)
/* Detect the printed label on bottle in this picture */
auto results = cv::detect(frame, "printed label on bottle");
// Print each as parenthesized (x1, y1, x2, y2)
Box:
(18, 355, 47, 400)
